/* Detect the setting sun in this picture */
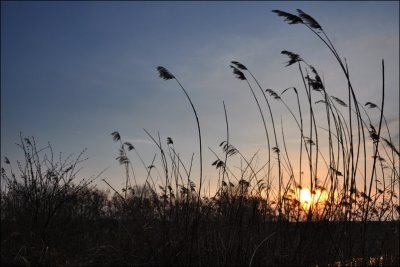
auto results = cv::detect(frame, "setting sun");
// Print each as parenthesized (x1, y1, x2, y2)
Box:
(298, 188, 329, 209)
(300, 188, 312, 206)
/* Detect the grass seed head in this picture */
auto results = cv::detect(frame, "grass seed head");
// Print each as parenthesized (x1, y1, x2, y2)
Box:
(111, 131, 121, 142)
(230, 65, 246, 80)
(231, 61, 248, 70)
(281, 50, 302, 66)
(272, 10, 303, 25)
(157, 66, 175, 80)
(297, 9, 322, 30)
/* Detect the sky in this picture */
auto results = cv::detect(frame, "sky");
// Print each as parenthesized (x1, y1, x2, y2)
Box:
(1, 1, 399, 194)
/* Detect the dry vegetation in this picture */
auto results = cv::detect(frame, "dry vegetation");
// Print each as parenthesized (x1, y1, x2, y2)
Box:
(1, 9, 399, 266)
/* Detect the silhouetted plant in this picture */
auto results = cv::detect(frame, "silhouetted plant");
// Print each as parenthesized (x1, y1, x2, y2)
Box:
(156, 66, 203, 207)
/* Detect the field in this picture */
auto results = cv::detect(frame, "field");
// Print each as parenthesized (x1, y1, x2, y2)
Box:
(1, 9, 399, 266)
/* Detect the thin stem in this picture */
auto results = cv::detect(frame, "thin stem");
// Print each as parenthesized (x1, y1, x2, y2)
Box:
(174, 78, 203, 205)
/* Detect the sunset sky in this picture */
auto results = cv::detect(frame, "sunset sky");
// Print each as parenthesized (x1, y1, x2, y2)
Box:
(1, 1, 399, 193)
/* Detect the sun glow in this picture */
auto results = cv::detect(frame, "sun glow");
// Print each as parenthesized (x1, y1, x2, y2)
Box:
(298, 188, 329, 209)
(300, 188, 312, 205)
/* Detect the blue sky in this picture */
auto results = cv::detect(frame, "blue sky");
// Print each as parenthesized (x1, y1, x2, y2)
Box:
(1, 1, 399, 193)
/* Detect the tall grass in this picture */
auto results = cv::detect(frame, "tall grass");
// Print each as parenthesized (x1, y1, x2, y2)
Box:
(1, 9, 399, 266)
